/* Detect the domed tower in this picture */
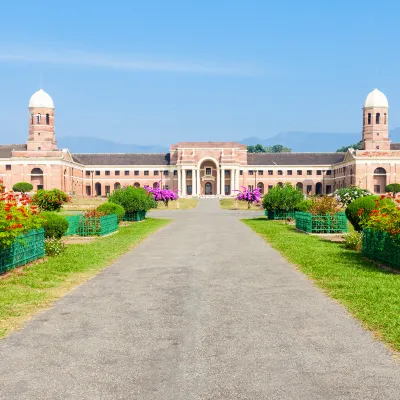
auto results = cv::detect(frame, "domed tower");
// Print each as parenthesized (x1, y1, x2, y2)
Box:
(27, 89, 57, 151)
(360, 88, 390, 150)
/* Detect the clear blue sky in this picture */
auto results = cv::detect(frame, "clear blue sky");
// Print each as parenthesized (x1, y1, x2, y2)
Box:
(1, 0, 399, 146)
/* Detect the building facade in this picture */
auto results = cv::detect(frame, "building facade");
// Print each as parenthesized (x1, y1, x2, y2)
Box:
(1, 88, 400, 196)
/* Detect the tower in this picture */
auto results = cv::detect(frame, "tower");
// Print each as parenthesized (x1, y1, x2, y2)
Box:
(27, 89, 57, 151)
(360, 88, 390, 151)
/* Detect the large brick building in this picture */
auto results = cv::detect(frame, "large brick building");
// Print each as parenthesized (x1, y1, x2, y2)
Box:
(1, 88, 399, 196)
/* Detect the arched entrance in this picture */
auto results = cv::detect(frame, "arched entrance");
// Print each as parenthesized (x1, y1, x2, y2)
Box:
(134, 182, 140, 188)
(205, 182, 212, 195)
(153, 182, 158, 189)
(373, 167, 387, 193)
(31, 168, 44, 190)
(257, 182, 264, 194)
(114, 182, 121, 190)
(316, 182, 323, 195)
(199, 159, 218, 195)
(296, 182, 303, 193)
(95, 182, 102, 196)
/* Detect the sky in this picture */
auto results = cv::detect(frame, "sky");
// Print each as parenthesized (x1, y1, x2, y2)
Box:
(1, 0, 400, 146)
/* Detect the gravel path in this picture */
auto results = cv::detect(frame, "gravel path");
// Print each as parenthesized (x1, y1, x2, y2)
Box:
(0, 199, 399, 399)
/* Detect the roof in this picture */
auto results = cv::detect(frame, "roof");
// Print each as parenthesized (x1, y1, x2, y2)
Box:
(0, 144, 27, 158)
(391, 143, 400, 150)
(247, 152, 346, 166)
(29, 89, 54, 109)
(364, 88, 388, 108)
(72, 153, 171, 166)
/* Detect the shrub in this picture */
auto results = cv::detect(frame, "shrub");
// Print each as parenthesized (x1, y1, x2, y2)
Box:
(108, 186, 155, 212)
(343, 231, 362, 251)
(84, 209, 106, 218)
(32, 189, 70, 212)
(308, 196, 340, 215)
(96, 202, 125, 221)
(235, 186, 262, 209)
(385, 183, 400, 194)
(296, 199, 312, 212)
(45, 237, 66, 256)
(41, 212, 69, 239)
(12, 182, 33, 193)
(262, 183, 303, 212)
(345, 195, 394, 232)
(333, 186, 372, 206)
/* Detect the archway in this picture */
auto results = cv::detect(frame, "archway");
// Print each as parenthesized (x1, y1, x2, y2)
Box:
(95, 182, 102, 196)
(31, 167, 44, 190)
(134, 182, 140, 188)
(316, 182, 323, 195)
(153, 182, 158, 189)
(296, 182, 304, 193)
(114, 182, 121, 190)
(199, 158, 218, 195)
(257, 182, 264, 194)
(373, 167, 387, 193)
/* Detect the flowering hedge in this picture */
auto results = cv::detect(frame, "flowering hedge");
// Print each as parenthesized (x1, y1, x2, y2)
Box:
(333, 186, 372, 207)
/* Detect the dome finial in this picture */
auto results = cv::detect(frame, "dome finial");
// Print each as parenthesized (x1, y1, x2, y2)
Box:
(364, 88, 388, 108)
(29, 89, 54, 109)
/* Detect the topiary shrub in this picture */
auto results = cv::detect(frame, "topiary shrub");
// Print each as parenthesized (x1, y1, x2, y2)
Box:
(96, 202, 125, 221)
(262, 183, 304, 212)
(385, 183, 400, 194)
(345, 195, 394, 232)
(108, 186, 156, 213)
(32, 189, 70, 212)
(12, 182, 33, 193)
(41, 211, 69, 239)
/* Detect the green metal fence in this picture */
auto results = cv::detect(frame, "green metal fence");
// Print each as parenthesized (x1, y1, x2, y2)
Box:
(64, 215, 82, 236)
(265, 210, 296, 220)
(123, 211, 146, 222)
(0, 229, 45, 274)
(295, 212, 348, 234)
(362, 229, 400, 270)
(78, 214, 118, 236)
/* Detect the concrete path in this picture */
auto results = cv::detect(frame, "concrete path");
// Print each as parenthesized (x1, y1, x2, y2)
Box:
(1, 199, 400, 399)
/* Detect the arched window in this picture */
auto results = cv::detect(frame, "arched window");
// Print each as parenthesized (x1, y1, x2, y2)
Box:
(367, 113, 372, 125)
(384, 113, 387, 124)
(376, 113, 380, 124)
(31, 167, 44, 175)
(374, 167, 386, 174)
(36, 113, 41, 124)
(46, 114, 50, 125)
(363, 113, 366, 126)
(31, 114, 33, 124)
(134, 182, 140, 188)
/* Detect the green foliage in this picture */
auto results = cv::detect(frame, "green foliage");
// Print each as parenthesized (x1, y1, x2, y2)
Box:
(385, 183, 400, 194)
(309, 196, 340, 215)
(12, 182, 33, 193)
(108, 186, 156, 212)
(336, 141, 362, 152)
(96, 202, 125, 221)
(247, 144, 292, 153)
(295, 199, 312, 212)
(41, 212, 69, 239)
(262, 183, 303, 212)
(44, 237, 66, 256)
(334, 186, 372, 206)
(343, 231, 362, 251)
(32, 189, 69, 212)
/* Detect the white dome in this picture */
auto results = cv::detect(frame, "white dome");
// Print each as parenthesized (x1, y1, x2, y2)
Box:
(29, 89, 54, 109)
(364, 88, 388, 108)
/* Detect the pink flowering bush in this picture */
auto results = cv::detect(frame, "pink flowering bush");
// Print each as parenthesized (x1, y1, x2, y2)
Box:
(145, 182, 178, 207)
(235, 186, 262, 209)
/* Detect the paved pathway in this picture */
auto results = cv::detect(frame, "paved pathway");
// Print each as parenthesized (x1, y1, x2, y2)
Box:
(1, 199, 400, 399)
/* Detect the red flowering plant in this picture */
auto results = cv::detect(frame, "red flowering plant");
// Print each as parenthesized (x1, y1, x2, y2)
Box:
(32, 189, 70, 212)
(0, 183, 44, 249)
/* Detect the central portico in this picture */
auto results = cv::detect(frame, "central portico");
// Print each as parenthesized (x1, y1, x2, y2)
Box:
(170, 142, 247, 196)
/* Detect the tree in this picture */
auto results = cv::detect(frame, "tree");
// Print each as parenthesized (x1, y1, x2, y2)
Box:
(12, 182, 33, 193)
(247, 144, 292, 153)
(235, 186, 262, 209)
(385, 183, 400, 194)
(336, 141, 361, 152)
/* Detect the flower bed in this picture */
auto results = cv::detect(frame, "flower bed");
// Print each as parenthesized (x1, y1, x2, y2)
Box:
(123, 211, 146, 222)
(0, 229, 45, 274)
(295, 211, 347, 234)
(265, 210, 296, 220)
(78, 214, 118, 236)
(64, 215, 82, 236)
(362, 229, 400, 270)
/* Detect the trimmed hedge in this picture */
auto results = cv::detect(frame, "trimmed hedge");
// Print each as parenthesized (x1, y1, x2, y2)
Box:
(97, 202, 125, 222)
(41, 212, 69, 239)
(12, 182, 33, 193)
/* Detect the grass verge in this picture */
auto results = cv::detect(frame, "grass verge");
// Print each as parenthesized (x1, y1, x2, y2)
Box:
(243, 218, 400, 352)
(220, 198, 262, 211)
(153, 198, 199, 210)
(0, 218, 170, 338)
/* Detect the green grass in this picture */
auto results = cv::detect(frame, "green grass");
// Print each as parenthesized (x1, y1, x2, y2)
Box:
(153, 198, 199, 210)
(220, 198, 262, 210)
(0, 218, 170, 338)
(243, 218, 400, 352)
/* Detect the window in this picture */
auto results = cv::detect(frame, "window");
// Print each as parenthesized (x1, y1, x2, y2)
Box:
(5, 165, 11, 171)
(225, 170, 230, 176)
(123, 170, 128, 176)
(164, 171, 169, 176)
(115, 171, 120, 176)
(376, 113, 380, 124)
(268, 170, 273, 175)
(154, 171, 159, 176)
(368, 113, 372, 124)
(248, 185, 254, 191)
(240, 170, 243, 175)
(187, 185, 192, 195)
(376, 146, 380, 150)
(326, 170, 332, 176)
(374, 184, 381, 193)
(249, 170, 254, 175)
(287, 170, 292, 175)
(38, 147, 41, 150)
(173, 170, 177, 176)
(225, 185, 230, 195)
(268, 185, 273, 190)
(326, 185, 332, 194)
(46, 114, 50, 125)
(144, 171, 149, 176)
(186, 170, 192, 176)
(306, 185, 312, 194)
(278, 170, 283, 176)
(36, 113, 41, 124)
(307, 170, 312, 175)
(105, 185, 111, 195)
(384, 113, 387, 124)
(105, 171, 110, 176)
(206, 168, 212, 175)
(258, 170, 263, 175)
(31, 114, 33, 124)
(297, 170, 302, 175)
(164, 185, 169, 190)
(85, 171, 91, 176)
(317, 170, 322, 175)
(134, 170, 139, 176)
(95, 171, 100, 176)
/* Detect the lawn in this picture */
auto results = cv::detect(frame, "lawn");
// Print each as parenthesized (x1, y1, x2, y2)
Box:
(64, 196, 106, 211)
(244, 218, 400, 352)
(220, 198, 263, 211)
(152, 198, 199, 210)
(0, 218, 170, 338)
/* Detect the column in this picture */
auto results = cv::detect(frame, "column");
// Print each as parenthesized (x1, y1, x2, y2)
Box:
(182, 168, 187, 196)
(221, 168, 225, 195)
(177, 168, 181, 194)
(192, 168, 197, 196)
(230, 169, 234, 195)
(235, 167, 240, 191)
(216, 168, 221, 195)
(197, 168, 201, 195)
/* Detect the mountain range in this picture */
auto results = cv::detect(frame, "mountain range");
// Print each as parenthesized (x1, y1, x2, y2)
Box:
(57, 128, 400, 154)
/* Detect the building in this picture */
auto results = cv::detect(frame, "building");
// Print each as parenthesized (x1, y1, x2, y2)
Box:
(1, 88, 400, 196)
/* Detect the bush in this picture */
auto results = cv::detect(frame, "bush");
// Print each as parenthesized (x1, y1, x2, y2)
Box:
(309, 196, 340, 215)
(343, 231, 362, 251)
(96, 202, 125, 221)
(45, 237, 66, 256)
(345, 195, 394, 232)
(32, 189, 69, 212)
(12, 182, 33, 193)
(262, 183, 304, 212)
(296, 199, 312, 212)
(385, 183, 400, 194)
(334, 186, 372, 206)
(108, 186, 155, 213)
(41, 212, 69, 239)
